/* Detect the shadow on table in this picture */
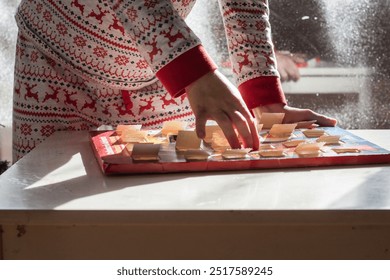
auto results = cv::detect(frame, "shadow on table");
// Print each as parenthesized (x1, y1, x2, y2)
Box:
(328, 167, 390, 209)
(2, 131, 389, 210)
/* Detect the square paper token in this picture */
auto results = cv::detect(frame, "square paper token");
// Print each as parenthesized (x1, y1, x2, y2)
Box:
(259, 113, 285, 129)
(161, 121, 187, 136)
(175, 130, 201, 151)
(131, 143, 161, 161)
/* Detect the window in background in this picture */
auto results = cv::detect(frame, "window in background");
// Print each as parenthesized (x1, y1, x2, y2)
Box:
(188, 0, 390, 129)
(268, 0, 390, 129)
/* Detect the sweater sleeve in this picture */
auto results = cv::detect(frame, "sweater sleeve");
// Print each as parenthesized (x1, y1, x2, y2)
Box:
(219, 0, 286, 108)
(108, 1, 217, 97)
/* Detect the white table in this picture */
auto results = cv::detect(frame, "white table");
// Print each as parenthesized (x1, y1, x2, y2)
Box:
(1, 130, 390, 259)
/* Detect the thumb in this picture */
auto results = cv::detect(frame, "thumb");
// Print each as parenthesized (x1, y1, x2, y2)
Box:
(195, 115, 207, 139)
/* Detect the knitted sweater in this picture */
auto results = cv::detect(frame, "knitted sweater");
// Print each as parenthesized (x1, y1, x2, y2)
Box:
(15, 0, 286, 109)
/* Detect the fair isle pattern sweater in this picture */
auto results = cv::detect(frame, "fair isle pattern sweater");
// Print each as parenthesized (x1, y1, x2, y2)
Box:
(15, 0, 286, 108)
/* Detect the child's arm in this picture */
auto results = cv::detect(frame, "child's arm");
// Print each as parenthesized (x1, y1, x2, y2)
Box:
(110, 1, 259, 148)
(186, 70, 259, 150)
(108, 1, 214, 98)
(220, 0, 337, 126)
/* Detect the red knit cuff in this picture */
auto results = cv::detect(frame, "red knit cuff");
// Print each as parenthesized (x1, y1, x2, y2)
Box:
(156, 45, 218, 98)
(238, 76, 287, 109)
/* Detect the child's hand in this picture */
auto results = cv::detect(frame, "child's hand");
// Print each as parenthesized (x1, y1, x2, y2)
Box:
(275, 51, 306, 82)
(186, 70, 259, 150)
(252, 103, 337, 127)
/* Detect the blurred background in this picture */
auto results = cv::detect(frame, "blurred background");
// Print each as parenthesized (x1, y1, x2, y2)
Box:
(187, 0, 390, 129)
(0, 0, 19, 127)
(1, 0, 389, 163)
(0, 0, 20, 163)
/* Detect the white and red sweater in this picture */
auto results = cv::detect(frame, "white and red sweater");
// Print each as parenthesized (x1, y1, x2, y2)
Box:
(15, 0, 286, 109)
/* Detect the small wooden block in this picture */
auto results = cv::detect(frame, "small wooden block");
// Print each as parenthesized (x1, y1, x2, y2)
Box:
(302, 129, 325, 138)
(259, 113, 285, 129)
(175, 130, 201, 151)
(131, 143, 161, 161)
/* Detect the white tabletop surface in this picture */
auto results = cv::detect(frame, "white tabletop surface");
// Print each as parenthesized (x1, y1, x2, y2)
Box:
(0, 130, 390, 225)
